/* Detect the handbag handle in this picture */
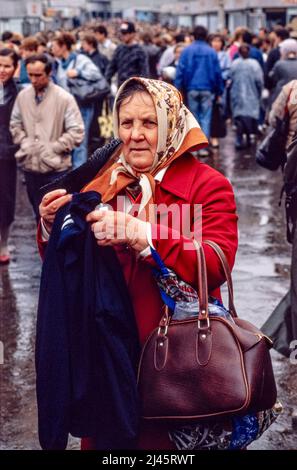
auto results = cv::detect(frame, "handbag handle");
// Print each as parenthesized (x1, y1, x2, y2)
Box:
(192, 239, 209, 323)
(157, 239, 237, 332)
(158, 240, 209, 331)
(204, 240, 238, 318)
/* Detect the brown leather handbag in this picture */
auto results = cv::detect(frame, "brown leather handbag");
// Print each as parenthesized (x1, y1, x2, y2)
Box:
(137, 240, 277, 422)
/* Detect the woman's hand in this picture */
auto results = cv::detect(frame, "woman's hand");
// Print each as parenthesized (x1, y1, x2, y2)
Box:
(39, 189, 72, 234)
(67, 69, 78, 79)
(86, 209, 149, 252)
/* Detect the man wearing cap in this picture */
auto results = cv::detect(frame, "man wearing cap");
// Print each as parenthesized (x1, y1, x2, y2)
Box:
(105, 21, 149, 87)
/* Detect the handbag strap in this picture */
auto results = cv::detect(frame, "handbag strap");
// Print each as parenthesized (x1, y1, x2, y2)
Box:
(192, 239, 209, 322)
(204, 240, 238, 318)
(157, 239, 238, 330)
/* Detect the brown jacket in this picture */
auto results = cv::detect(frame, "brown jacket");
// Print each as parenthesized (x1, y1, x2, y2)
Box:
(269, 79, 297, 148)
(10, 82, 84, 173)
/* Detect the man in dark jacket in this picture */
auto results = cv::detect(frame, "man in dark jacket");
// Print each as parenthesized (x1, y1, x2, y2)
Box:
(105, 21, 149, 87)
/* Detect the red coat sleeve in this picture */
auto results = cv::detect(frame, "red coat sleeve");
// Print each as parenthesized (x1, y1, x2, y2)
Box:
(144, 170, 238, 294)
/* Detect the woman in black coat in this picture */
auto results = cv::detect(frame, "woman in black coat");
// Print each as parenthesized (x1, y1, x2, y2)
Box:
(0, 48, 19, 264)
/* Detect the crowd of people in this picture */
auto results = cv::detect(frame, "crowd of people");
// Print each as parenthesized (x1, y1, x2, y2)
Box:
(0, 22, 295, 221)
(1, 18, 297, 450)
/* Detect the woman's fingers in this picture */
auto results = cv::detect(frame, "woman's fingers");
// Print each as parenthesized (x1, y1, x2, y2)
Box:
(89, 211, 119, 241)
(39, 189, 72, 230)
(94, 231, 107, 240)
(86, 210, 107, 223)
(48, 194, 72, 213)
(41, 189, 67, 206)
(40, 194, 72, 216)
(91, 221, 105, 235)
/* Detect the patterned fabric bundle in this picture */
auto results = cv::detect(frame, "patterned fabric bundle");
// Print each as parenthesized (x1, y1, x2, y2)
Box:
(150, 248, 234, 322)
(168, 403, 283, 450)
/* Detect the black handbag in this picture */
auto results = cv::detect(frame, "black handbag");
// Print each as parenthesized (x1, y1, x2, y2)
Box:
(256, 116, 289, 171)
(256, 87, 292, 171)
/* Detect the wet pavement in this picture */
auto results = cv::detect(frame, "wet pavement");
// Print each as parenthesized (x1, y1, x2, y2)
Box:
(0, 128, 297, 450)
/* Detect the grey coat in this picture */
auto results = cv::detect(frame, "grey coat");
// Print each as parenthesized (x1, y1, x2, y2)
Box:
(269, 58, 297, 104)
(55, 53, 102, 94)
(230, 57, 263, 120)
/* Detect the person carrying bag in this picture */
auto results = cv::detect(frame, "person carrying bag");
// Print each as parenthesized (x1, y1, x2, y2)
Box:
(256, 84, 294, 171)
(261, 81, 297, 360)
(67, 55, 110, 107)
(38, 77, 240, 450)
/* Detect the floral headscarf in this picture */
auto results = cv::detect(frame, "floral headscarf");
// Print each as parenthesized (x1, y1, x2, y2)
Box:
(83, 77, 208, 218)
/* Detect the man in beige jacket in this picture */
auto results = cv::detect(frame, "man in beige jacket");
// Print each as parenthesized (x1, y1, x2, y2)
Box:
(10, 53, 84, 221)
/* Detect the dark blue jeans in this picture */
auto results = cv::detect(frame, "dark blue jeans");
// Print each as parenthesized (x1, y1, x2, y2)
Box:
(187, 90, 214, 139)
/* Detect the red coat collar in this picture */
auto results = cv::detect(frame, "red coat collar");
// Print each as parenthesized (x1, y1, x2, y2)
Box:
(159, 153, 198, 201)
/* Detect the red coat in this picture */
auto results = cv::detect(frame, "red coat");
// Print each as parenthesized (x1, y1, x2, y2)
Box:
(38, 153, 238, 450)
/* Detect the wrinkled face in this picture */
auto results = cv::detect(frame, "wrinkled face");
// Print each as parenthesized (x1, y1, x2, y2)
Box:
(0, 55, 15, 83)
(118, 91, 158, 174)
(26, 61, 49, 91)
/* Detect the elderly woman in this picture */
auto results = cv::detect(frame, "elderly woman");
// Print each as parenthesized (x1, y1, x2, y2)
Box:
(0, 48, 19, 264)
(230, 43, 263, 149)
(38, 78, 238, 450)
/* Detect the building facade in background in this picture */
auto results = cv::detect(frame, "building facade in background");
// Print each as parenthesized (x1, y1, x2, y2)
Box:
(0, 0, 112, 35)
(0, 0, 297, 35)
(113, 0, 297, 31)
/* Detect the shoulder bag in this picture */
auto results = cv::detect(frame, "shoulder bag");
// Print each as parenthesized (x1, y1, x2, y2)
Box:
(256, 89, 292, 171)
(67, 55, 110, 106)
(137, 240, 277, 422)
